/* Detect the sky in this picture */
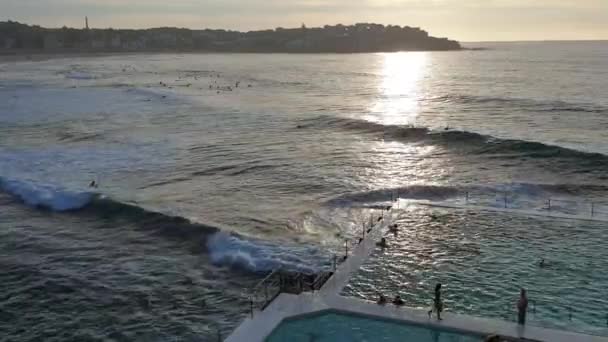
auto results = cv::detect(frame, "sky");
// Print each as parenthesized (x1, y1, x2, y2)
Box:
(2, 0, 608, 42)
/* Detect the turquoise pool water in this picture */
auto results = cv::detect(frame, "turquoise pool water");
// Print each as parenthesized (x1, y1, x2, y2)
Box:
(266, 311, 481, 342)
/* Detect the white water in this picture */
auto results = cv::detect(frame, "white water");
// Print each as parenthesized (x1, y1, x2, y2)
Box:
(0, 177, 95, 211)
(207, 232, 330, 274)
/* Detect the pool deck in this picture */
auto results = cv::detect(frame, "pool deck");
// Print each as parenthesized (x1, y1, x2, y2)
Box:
(226, 204, 608, 342)
(227, 293, 608, 342)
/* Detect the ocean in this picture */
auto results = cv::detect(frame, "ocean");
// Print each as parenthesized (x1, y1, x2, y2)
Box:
(1, 41, 608, 341)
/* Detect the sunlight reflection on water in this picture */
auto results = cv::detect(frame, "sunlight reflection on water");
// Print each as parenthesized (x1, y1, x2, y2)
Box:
(368, 52, 428, 126)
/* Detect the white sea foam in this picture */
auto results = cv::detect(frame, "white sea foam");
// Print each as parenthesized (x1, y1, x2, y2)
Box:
(207, 232, 327, 274)
(0, 177, 94, 211)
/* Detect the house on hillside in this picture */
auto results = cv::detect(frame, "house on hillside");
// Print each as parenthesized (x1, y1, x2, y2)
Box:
(91, 39, 105, 49)
(110, 34, 121, 49)
(43, 33, 62, 49)
(2, 37, 16, 49)
(122, 37, 147, 50)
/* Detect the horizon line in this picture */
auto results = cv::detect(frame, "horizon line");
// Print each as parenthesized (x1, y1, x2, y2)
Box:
(464, 39, 608, 44)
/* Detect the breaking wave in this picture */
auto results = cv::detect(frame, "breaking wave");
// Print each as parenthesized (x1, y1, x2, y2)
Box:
(427, 94, 608, 114)
(0, 177, 94, 211)
(297, 115, 608, 170)
(207, 232, 329, 275)
(325, 182, 608, 207)
(0, 177, 327, 275)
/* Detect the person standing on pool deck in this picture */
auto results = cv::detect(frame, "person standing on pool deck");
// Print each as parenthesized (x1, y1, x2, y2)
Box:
(428, 283, 443, 320)
(517, 288, 528, 325)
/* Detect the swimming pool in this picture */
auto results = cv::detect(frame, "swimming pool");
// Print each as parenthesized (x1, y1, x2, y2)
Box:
(343, 206, 608, 336)
(266, 310, 481, 342)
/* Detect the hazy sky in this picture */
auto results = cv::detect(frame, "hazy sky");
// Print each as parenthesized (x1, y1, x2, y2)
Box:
(2, 0, 608, 41)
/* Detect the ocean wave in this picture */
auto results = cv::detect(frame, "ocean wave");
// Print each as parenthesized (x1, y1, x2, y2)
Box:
(298, 116, 608, 170)
(325, 182, 608, 207)
(86, 199, 329, 273)
(326, 185, 460, 207)
(207, 232, 328, 275)
(57, 131, 104, 143)
(86, 200, 329, 274)
(428, 94, 608, 114)
(191, 162, 283, 177)
(64, 71, 96, 80)
(0, 177, 327, 275)
(0, 177, 95, 211)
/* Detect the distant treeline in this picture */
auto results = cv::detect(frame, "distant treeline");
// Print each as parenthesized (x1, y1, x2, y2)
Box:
(0, 21, 461, 53)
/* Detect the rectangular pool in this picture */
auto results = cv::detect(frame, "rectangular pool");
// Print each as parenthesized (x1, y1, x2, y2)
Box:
(266, 310, 482, 342)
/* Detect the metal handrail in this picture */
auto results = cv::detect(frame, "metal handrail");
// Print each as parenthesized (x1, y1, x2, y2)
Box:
(253, 269, 280, 291)
(245, 206, 396, 320)
(460, 191, 607, 218)
(499, 298, 608, 332)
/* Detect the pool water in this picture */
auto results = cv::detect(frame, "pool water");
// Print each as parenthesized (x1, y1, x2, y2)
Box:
(343, 206, 608, 336)
(266, 311, 481, 342)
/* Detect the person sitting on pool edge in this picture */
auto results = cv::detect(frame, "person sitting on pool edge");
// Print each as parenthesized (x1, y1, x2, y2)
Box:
(377, 293, 387, 305)
(483, 335, 503, 342)
(392, 295, 405, 306)
(376, 237, 388, 249)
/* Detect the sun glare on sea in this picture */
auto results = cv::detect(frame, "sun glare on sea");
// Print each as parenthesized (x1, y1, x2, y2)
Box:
(369, 52, 428, 126)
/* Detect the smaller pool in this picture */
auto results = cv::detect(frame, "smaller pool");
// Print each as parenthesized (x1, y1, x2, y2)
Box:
(266, 310, 482, 342)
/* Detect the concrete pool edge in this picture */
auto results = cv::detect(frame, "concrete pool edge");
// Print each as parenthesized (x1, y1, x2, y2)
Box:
(226, 292, 608, 342)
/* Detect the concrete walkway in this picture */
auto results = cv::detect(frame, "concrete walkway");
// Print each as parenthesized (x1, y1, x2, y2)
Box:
(319, 210, 393, 297)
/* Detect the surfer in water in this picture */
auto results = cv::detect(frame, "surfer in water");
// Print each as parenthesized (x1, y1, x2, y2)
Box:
(376, 237, 388, 249)
(89, 180, 98, 188)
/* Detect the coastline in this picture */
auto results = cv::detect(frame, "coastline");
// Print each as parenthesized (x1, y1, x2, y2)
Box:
(0, 47, 464, 63)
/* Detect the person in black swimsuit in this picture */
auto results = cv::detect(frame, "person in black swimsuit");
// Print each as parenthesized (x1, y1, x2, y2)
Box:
(428, 283, 443, 320)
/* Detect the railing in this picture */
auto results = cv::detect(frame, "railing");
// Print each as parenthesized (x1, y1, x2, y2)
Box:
(497, 299, 608, 334)
(248, 269, 283, 318)
(214, 324, 223, 342)
(245, 203, 397, 320)
(416, 189, 608, 219)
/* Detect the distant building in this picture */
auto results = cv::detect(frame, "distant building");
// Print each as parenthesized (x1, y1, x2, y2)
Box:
(164, 33, 178, 45)
(122, 37, 147, 50)
(91, 39, 105, 49)
(285, 39, 305, 50)
(43, 34, 61, 49)
(110, 35, 121, 49)
(2, 37, 16, 49)
(156, 33, 177, 47)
